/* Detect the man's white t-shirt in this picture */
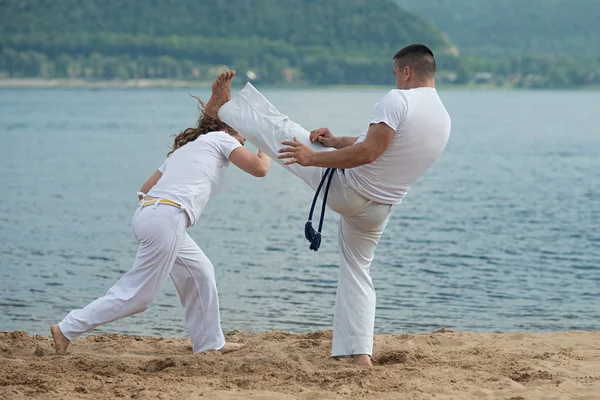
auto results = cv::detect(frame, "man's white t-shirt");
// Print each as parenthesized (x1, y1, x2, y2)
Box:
(147, 131, 241, 227)
(345, 87, 451, 205)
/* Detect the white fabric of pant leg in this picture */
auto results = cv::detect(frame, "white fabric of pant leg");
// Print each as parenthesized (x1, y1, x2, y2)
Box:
(219, 83, 394, 357)
(332, 195, 393, 357)
(218, 82, 334, 191)
(170, 232, 226, 352)
(58, 205, 186, 340)
(58, 204, 226, 353)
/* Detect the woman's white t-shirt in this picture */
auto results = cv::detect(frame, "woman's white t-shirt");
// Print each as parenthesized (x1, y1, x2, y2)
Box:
(147, 131, 241, 227)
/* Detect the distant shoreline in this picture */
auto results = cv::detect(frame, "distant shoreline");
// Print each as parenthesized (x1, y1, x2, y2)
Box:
(0, 78, 214, 89)
(0, 78, 598, 91)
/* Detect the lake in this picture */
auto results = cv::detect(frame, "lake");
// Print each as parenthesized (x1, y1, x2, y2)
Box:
(0, 86, 598, 338)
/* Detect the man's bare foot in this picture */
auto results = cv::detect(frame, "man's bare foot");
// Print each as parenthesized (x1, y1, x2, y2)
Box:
(205, 70, 236, 118)
(50, 324, 70, 355)
(353, 354, 373, 367)
(219, 342, 246, 354)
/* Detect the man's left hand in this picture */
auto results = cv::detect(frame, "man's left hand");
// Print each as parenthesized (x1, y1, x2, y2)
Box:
(278, 137, 315, 166)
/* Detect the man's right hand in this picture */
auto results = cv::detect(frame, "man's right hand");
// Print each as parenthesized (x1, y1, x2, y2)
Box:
(310, 128, 337, 147)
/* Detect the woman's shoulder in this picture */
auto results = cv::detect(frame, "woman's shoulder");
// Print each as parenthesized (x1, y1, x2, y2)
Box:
(201, 131, 241, 157)
(203, 131, 240, 148)
(204, 130, 235, 140)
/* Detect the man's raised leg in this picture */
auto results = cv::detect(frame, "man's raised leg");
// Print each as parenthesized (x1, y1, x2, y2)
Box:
(210, 72, 333, 191)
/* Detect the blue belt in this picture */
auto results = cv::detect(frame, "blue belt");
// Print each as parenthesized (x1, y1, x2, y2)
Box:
(305, 168, 336, 251)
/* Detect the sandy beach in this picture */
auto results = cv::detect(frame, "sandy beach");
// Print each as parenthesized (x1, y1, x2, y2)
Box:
(1, 329, 598, 399)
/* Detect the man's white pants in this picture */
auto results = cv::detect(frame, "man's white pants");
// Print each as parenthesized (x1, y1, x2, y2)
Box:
(58, 204, 226, 353)
(218, 83, 394, 357)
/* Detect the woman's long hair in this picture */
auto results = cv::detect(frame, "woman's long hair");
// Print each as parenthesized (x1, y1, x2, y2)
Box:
(168, 95, 236, 156)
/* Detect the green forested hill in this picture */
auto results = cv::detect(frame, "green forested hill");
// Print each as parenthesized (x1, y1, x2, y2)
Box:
(396, 0, 600, 88)
(399, 0, 600, 59)
(0, 0, 454, 84)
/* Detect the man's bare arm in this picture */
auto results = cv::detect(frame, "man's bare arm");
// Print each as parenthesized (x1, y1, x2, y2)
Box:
(309, 128, 358, 149)
(333, 136, 359, 149)
(280, 123, 395, 169)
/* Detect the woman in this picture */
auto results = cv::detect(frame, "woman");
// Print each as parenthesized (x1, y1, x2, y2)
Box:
(51, 72, 270, 355)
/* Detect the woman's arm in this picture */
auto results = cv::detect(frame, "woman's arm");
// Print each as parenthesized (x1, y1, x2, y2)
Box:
(229, 148, 271, 177)
(138, 170, 163, 200)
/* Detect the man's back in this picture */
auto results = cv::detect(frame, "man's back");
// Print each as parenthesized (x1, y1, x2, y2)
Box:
(346, 88, 451, 204)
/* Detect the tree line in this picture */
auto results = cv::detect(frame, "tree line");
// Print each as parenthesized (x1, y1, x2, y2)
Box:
(2, 46, 598, 89)
(1, 0, 598, 88)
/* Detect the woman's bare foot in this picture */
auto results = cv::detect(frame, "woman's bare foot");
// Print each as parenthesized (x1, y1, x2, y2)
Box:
(205, 70, 236, 118)
(50, 324, 70, 355)
(353, 354, 373, 367)
(219, 342, 246, 354)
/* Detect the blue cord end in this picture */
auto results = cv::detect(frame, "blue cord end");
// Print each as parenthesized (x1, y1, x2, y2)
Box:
(305, 220, 317, 242)
(309, 232, 321, 251)
(304, 168, 335, 252)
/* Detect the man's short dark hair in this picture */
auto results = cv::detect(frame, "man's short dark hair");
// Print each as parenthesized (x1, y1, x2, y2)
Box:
(393, 44, 436, 76)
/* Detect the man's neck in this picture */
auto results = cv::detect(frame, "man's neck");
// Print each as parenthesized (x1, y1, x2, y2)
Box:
(404, 79, 436, 89)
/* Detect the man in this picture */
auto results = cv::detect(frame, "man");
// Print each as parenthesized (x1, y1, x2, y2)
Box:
(207, 44, 451, 367)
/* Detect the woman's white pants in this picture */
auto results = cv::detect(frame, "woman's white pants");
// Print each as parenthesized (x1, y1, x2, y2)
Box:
(218, 83, 394, 357)
(58, 204, 226, 353)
